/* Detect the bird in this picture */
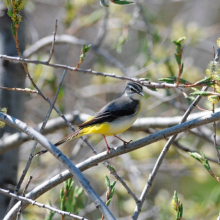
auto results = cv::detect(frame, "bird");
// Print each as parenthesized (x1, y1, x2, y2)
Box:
(54, 82, 144, 153)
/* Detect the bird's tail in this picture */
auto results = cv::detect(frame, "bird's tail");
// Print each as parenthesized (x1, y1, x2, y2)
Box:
(54, 129, 82, 147)
(34, 129, 83, 157)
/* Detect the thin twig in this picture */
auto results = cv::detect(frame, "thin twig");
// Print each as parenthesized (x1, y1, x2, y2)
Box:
(0, 86, 38, 94)
(131, 48, 220, 219)
(0, 188, 88, 220)
(146, 128, 218, 163)
(0, 54, 215, 90)
(131, 86, 208, 220)
(6, 23, 48, 213)
(47, 19, 57, 63)
(75, 131, 140, 203)
(6, 69, 67, 212)
(16, 176, 32, 220)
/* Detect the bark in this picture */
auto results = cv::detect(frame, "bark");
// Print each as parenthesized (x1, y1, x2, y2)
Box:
(0, 2, 26, 218)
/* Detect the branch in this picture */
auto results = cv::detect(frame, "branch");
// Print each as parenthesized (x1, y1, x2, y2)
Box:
(0, 112, 115, 220)
(0, 188, 88, 220)
(3, 110, 220, 219)
(0, 86, 38, 94)
(0, 54, 212, 90)
(6, 69, 68, 211)
(131, 86, 208, 219)
(47, 19, 57, 63)
(1, 108, 220, 155)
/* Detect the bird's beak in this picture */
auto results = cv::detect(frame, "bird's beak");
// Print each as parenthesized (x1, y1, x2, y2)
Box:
(139, 92, 144, 97)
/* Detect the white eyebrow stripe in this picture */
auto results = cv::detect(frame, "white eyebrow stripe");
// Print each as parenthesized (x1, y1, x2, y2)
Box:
(128, 85, 140, 93)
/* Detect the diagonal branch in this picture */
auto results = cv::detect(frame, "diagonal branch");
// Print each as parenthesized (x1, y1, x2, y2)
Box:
(0, 112, 115, 220)
(1, 108, 220, 155)
(2, 110, 220, 219)
(131, 86, 208, 220)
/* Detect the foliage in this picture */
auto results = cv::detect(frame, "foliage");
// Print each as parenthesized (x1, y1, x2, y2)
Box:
(172, 191, 183, 220)
(3, 0, 27, 35)
(1, 1, 220, 220)
(60, 178, 84, 216)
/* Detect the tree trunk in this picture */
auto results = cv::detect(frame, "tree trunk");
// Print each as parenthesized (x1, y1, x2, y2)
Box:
(0, 2, 26, 218)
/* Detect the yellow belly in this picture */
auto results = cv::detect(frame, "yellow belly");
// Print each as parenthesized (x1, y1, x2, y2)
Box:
(79, 101, 141, 137)
(79, 113, 138, 136)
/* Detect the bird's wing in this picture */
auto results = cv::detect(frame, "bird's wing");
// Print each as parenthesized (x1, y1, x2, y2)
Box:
(78, 97, 139, 129)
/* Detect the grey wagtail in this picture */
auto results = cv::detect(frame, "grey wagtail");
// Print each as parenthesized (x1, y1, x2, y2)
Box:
(54, 82, 144, 153)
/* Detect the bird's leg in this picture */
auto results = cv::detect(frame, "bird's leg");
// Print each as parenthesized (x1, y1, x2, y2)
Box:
(114, 135, 132, 147)
(102, 135, 111, 154)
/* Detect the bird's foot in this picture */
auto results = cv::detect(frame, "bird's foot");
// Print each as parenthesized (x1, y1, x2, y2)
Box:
(114, 135, 132, 149)
(123, 140, 132, 145)
(122, 140, 132, 148)
(107, 146, 111, 154)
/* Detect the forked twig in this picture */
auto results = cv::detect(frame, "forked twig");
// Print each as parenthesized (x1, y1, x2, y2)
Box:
(47, 19, 58, 63)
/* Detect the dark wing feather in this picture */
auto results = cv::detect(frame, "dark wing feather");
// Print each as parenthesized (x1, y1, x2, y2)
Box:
(78, 96, 139, 129)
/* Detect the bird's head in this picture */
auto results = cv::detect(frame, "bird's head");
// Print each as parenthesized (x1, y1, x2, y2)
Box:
(124, 82, 144, 100)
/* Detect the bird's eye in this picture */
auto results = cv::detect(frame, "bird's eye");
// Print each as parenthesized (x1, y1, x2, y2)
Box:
(130, 87, 135, 92)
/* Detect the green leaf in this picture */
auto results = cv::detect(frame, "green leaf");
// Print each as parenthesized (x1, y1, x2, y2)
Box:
(197, 76, 212, 83)
(172, 40, 181, 47)
(204, 81, 215, 86)
(190, 91, 213, 96)
(158, 77, 175, 83)
(108, 165, 116, 173)
(188, 152, 202, 163)
(179, 203, 183, 217)
(201, 151, 211, 171)
(110, 0, 133, 5)
(173, 37, 186, 46)
(7, 10, 12, 17)
(85, 44, 91, 53)
(185, 96, 196, 104)
(175, 36, 186, 44)
(81, 44, 86, 53)
(109, 187, 115, 199)
(158, 76, 189, 84)
(195, 76, 215, 86)
(60, 187, 64, 199)
(181, 63, 184, 73)
(175, 54, 181, 65)
(173, 191, 178, 203)
(81, 44, 91, 53)
(106, 198, 112, 206)
(110, 181, 116, 189)
(105, 175, 110, 187)
(176, 46, 182, 54)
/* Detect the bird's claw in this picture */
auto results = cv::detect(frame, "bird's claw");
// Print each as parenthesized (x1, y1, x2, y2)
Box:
(123, 140, 132, 148)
